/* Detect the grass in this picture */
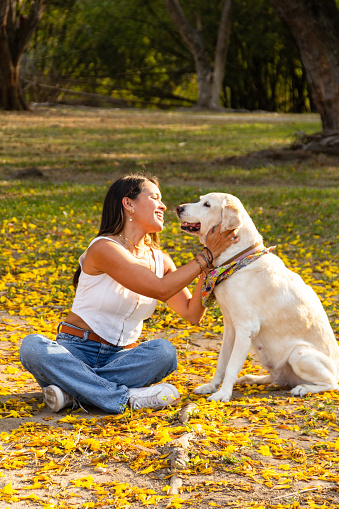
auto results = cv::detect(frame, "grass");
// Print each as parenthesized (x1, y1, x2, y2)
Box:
(0, 107, 338, 329)
(2, 106, 338, 188)
(0, 106, 338, 508)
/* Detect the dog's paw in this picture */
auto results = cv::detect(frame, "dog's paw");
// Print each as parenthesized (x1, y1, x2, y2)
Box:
(207, 390, 231, 403)
(290, 385, 309, 397)
(194, 383, 217, 395)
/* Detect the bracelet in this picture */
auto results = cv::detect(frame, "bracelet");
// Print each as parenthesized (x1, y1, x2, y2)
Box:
(203, 246, 214, 265)
(199, 252, 210, 268)
(199, 271, 206, 281)
(193, 256, 204, 273)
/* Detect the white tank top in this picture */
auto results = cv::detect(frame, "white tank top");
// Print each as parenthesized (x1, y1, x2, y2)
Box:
(71, 237, 164, 346)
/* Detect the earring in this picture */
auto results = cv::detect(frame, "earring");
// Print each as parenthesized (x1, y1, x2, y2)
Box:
(129, 209, 134, 222)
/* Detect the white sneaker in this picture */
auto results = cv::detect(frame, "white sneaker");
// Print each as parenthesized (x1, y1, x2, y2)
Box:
(129, 383, 180, 410)
(42, 385, 74, 412)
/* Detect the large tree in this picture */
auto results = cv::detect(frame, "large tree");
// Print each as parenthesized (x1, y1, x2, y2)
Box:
(164, 0, 232, 109)
(270, 0, 339, 130)
(0, 0, 44, 110)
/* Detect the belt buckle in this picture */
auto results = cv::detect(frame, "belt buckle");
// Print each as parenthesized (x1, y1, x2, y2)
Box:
(57, 322, 64, 334)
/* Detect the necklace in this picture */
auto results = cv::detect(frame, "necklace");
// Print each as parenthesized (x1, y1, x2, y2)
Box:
(119, 234, 146, 251)
(118, 234, 152, 269)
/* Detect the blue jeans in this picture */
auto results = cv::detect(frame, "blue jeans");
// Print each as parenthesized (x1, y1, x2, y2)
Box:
(19, 332, 177, 414)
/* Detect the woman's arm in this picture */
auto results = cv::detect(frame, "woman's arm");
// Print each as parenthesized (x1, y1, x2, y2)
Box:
(164, 252, 207, 324)
(84, 240, 204, 302)
(164, 227, 240, 322)
(83, 226, 238, 303)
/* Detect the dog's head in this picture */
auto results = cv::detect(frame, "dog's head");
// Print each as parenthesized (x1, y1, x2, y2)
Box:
(176, 192, 243, 243)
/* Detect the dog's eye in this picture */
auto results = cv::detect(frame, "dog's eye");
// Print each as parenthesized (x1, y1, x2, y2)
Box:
(203, 202, 211, 208)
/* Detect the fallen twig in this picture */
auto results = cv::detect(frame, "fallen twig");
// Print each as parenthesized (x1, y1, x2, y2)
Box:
(129, 443, 160, 455)
(272, 485, 334, 500)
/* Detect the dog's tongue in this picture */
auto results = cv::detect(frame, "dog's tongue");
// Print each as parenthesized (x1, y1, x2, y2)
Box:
(181, 221, 201, 232)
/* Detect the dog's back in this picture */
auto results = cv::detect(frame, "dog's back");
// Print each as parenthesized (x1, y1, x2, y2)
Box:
(215, 250, 339, 380)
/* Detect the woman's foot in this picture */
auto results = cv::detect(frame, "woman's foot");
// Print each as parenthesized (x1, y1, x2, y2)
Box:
(42, 385, 75, 412)
(129, 383, 180, 410)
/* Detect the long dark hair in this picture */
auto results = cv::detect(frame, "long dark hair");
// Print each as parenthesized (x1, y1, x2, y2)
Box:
(73, 174, 160, 287)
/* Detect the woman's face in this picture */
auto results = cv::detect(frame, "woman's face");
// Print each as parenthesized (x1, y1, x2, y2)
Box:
(130, 181, 166, 233)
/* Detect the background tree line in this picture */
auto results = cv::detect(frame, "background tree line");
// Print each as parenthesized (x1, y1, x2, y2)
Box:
(19, 0, 311, 113)
(2, 0, 339, 133)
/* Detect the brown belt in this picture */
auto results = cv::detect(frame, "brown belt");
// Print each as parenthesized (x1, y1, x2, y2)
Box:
(58, 324, 138, 349)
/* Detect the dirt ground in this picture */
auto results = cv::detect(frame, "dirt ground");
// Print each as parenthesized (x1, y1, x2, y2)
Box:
(1, 306, 339, 509)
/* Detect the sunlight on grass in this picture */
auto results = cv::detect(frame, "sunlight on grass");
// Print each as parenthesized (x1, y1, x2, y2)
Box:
(0, 107, 329, 186)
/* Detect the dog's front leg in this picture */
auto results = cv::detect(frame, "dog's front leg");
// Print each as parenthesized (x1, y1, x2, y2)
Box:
(208, 324, 258, 402)
(194, 323, 235, 396)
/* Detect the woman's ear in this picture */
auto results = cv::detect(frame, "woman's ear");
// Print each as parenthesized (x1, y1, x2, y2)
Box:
(122, 196, 132, 211)
(221, 200, 242, 232)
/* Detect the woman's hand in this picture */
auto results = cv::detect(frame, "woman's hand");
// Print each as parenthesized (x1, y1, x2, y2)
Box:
(204, 225, 239, 260)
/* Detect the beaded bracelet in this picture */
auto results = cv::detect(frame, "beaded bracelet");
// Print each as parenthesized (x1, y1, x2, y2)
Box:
(199, 252, 210, 268)
(193, 256, 204, 273)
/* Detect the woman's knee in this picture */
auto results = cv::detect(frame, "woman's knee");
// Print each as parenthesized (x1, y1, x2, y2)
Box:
(150, 338, 177, 370)
(20, 334, 51, 368)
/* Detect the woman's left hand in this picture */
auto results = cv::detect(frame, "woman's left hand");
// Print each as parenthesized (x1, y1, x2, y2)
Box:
(204, 225, 239, 259)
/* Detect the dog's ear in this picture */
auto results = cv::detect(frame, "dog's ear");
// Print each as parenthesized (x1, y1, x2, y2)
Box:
(221, 200, 242, 232)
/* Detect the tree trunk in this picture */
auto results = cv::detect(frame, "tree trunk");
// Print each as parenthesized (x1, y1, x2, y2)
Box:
(164, 0, 232, 110)
(0, 0, 44, 110)
(211, 0, 232, 108)
(270, 0, 339, 130)
(0, 43, 27, 109)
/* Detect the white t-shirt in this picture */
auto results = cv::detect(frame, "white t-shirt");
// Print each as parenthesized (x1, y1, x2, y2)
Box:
(71, 237, 164, 346)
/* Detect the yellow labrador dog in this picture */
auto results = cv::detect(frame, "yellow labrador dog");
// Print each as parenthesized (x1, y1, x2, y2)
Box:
(177, 192, 339, 401)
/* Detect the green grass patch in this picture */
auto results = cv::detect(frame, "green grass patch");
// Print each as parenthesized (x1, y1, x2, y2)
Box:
(2, 107, 337, 187)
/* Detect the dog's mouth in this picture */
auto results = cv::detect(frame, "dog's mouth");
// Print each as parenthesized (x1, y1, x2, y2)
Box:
(180, 221, 201, 233)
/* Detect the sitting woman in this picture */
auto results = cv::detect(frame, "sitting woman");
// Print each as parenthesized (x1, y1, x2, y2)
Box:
(20, 174, 238, 413)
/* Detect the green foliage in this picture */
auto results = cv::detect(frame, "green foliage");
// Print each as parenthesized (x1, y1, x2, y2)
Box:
(226, 0, 312, 112)
(23, 0, 314, 112)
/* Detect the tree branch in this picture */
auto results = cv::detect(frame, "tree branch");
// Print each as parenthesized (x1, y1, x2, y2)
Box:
(163, 0, 208, 67)
(11, 0, 45, 65)
(214, 0, 232, 91)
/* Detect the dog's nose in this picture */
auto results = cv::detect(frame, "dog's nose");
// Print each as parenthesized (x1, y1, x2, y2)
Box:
(176, 205, 185, 214)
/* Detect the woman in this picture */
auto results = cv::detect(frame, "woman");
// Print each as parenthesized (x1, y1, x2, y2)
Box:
(20, 174, 239, 414)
